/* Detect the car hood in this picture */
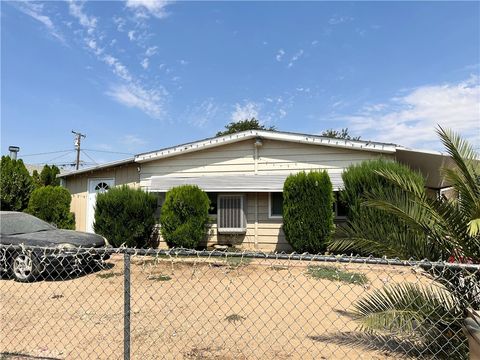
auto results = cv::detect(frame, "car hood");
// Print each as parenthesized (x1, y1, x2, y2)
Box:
(4, 229, 107, 248)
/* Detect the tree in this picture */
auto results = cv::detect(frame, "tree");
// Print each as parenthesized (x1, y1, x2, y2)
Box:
(283, 171, 334, 253)
(94, 185, 158, 247)
(26, 186, 75, 229)
(160, 185, 210, 249)
(320, 128, 361, 141)
(39, 165, 60, 187)
(216, 118, 276, 137)
(0, 156, 34, 211)
(347, 127, 480, 358)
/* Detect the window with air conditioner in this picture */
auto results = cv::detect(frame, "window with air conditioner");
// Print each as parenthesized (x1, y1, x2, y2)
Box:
(217, 195, 246, 234)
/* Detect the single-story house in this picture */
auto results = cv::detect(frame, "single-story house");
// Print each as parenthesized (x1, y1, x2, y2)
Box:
(58, 130, 452, 252)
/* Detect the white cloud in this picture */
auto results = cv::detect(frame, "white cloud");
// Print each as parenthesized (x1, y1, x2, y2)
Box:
(128, 30, 136, 41)
(287, 49, 304, 68)
(15, 2, 65, 43)
(107, 84, 167, 119)
(343, 76, 480, 149)
(185, 99, 219, 128)
(328, 15, 354, 25)
(231, 102, 261, 122)
(121, 134, 147, 147)
(141, 58, 149, 69)
(125, 0, 171, 19)
(179, 59, 188, 65)
(276, 49, 285, 62)
(113, 16, 126, 32)
(68, 1, 97, 34)
(145, 46, 158, 57)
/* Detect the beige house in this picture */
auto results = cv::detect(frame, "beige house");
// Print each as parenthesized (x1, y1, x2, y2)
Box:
(59, 130, 451, 252)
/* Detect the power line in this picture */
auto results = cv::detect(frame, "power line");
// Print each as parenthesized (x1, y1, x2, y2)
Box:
(45, 150, 76, 164)
(82, 148, 135, 155)
(81, 150, 98, 165)
(21, 149, 73, 157)
(72, 130, 86, 170)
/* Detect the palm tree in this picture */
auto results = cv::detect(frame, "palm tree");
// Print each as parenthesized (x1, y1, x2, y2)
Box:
(336, 127, 480, 358)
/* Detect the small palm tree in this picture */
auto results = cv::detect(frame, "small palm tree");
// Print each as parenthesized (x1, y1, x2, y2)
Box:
(336, 127, 480, 358)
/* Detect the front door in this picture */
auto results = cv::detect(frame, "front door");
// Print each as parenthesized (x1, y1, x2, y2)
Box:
(86, 178, 114, 233)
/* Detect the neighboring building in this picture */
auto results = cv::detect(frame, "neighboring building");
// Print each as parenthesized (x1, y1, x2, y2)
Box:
(58, 130, 452, 252)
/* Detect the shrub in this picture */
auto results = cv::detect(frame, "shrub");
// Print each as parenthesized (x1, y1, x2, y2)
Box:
(341, 159, 424, 220)
(0, 156, 34, 211)
(283, 171, 334, 253)
(160, 185, 210, 249)
(26, 186, 75, 229)
(94, 185, 157, 247)
(329, 159, 435, 259)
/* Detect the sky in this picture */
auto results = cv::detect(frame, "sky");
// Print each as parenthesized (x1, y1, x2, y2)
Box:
(1, 1, 479, 168)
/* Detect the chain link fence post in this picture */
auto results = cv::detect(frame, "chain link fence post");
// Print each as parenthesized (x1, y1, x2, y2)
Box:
(124, 252, 131, 360)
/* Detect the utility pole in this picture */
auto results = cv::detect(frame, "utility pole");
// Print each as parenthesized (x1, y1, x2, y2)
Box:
(72, 130, 86, 170)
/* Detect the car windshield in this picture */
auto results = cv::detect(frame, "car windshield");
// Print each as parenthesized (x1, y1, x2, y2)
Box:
(0, 212, 55, 235)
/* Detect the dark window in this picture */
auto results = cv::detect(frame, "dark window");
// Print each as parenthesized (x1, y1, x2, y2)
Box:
(207, 192, 218, 215)
(270, 192, 283, 217)
(334, 192, 348, 218)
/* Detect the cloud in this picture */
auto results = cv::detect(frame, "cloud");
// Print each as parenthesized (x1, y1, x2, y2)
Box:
(287, 49, 304, 68)
(231, 102, 261, 122)
(276, 49, 285, 62)
(113, 16, 126, 32)
(128, 30, 136, 41)
(106, 84, 167, 119)
(185, 99, 219, 128)
(125, 0, 172, 19)
(66, 1, 168, 120)
(328, 15, 354, 25)
(14, 2, 65, 43)
(342, 76, 480, 149)
(68, 1, 97, 34)
(179, 59, 188, 65)
(145, 46, 158, 57)
(120, 134, 147, 147)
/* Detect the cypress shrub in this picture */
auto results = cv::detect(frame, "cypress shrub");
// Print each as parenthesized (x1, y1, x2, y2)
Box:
(160, 185, 210, 249)
(26, 185, 75, 229)
(94, 185, 157, 247)
(283, 171, 334, 253)
(341, 159, 425, 220)
(330, 159, 434, 259)
(0, 156, 34, 211)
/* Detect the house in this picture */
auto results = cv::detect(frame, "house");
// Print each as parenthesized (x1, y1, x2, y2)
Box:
(58, 130, 452, 252)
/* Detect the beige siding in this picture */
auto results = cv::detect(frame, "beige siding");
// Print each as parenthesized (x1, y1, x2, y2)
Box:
(141, 138, 392, 189)
(65, 137, 392, 251)
(65, 164, 140, 231)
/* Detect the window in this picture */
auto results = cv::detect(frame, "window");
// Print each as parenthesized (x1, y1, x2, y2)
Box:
(217, 195, 246, 234)
(207, 192, 218, 216)
(269, 192, 283, 218)
(333, 192, 348, 218)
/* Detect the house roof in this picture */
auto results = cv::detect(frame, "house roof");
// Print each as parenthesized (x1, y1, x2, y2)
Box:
(58, 130, 447, 181)
(134, 129, 403, 163)
(58, 157, 135, 178)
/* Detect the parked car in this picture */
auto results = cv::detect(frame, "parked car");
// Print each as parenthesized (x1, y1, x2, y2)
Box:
(0, 211, 110, 282)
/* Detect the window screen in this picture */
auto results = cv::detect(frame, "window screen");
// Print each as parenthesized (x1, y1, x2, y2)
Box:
(270, 192, 283, 217)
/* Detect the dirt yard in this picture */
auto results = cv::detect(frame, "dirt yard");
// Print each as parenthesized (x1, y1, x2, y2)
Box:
(0, 254, 424, 359)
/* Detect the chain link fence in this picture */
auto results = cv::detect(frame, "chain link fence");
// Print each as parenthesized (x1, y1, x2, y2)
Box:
(1, 244, 479, 359)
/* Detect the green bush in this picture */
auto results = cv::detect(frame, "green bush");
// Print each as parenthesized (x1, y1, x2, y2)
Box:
(341, 159, 424, 219)
(0, 156, 34, 211)
(283, 171, 334, 253)
(94, 185, 157, 247)
(26, 186, 75, 229)
(160, 185, 210, 249)
(329, 159, 435, 259)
